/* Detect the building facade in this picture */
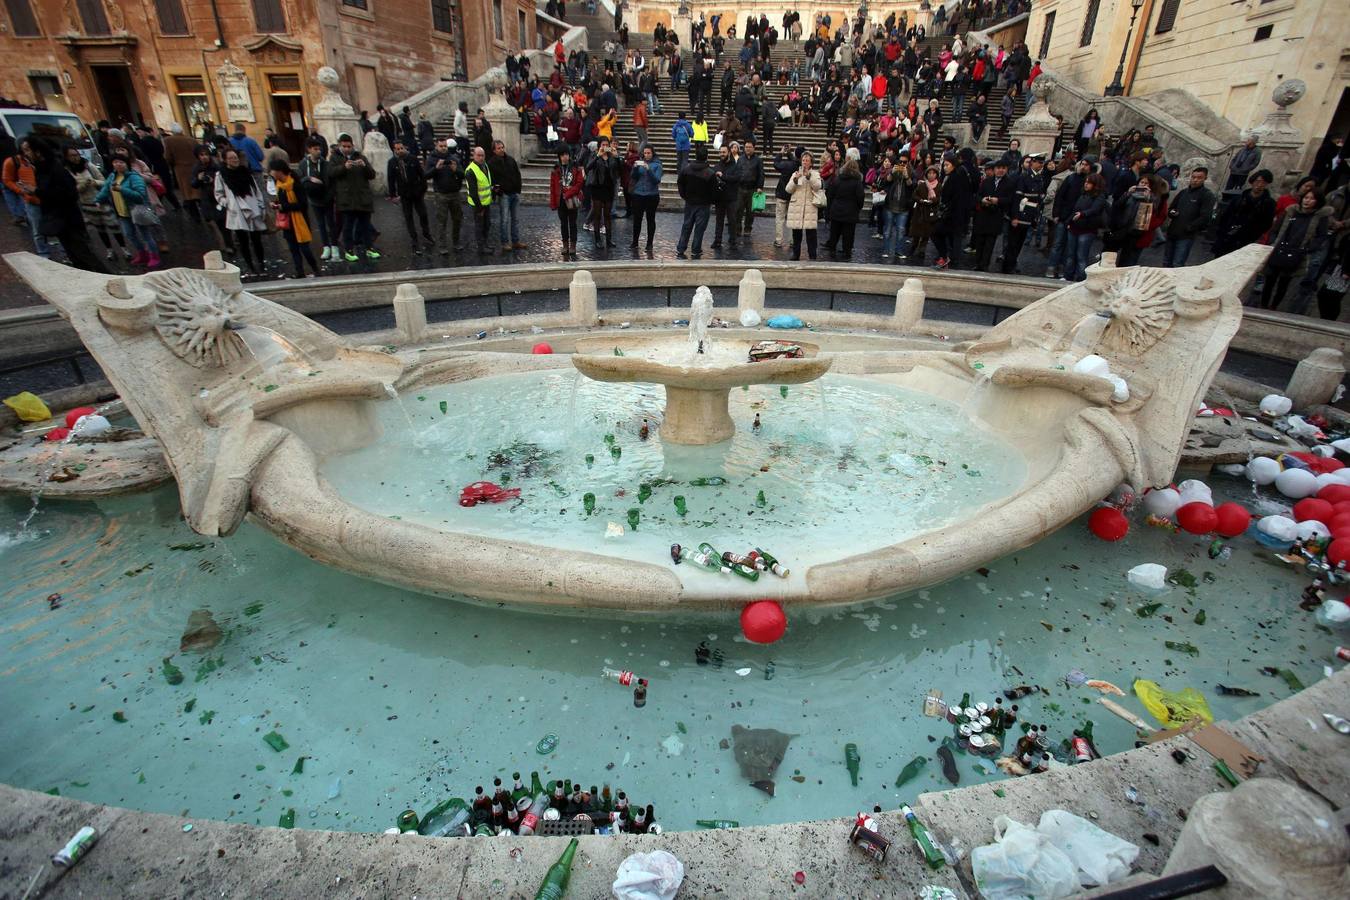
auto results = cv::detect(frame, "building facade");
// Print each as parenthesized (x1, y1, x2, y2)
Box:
(0, 0, 535, 154)
(1023, 0, 1350, 167)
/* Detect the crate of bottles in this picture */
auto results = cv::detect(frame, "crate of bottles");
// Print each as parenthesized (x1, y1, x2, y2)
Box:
(538, 818, 594, 837)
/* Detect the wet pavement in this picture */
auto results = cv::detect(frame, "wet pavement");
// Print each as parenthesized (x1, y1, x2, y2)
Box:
(0, 197, 1220, 311)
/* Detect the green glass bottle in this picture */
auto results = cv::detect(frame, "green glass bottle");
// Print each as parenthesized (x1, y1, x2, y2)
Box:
(845, 743, 860, 786)
(755, 490, 766, 508)
(611, 445, 622, 460)
(780, 385, 789, 398)
(627, 508, 640, 531)
(894, 756, 927, 788)
(583, 493, 596, 515)
(531, 771, 545, 798)
(696, 819, 740, 829)
(585, 453, 594, 468)
(754, 548, 790, 577)
(603, 434, 615, 445)
(689, 476, 727, 486)
(397, 809, 420, 833)
(279, 808, 296, 829)
(511, 772, 527, 803)
(533, 837, 579, 900)
(638, 482, 652, 504)
(901, 805, 946, 869)
(674, 495, 687, 516)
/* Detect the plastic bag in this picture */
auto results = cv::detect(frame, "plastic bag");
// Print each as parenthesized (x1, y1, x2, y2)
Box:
(971, 816, 1080, 900)
(612, 850, 684, 900)
(1133, 679, 1213, 728)
(1126, 563, 1167, 590)
(3, 391, 51, 422)
(739, 308, 762, 327)
(765, 314, 804, 329)
(1035, 810, 1139, 887)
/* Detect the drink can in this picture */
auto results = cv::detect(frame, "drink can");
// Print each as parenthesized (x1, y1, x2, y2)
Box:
(1336, 646, 1350, 662)
(978, 715, 992, 730)
(53, 826, 98, 867)
(945, 703, 960, 724)
(850, 814, 890, 863)
(968, 721, 984, 734)
(544, 808, 561, 821)
(964, 708, 980, 720)
(968, 733, 988, 752)
(1072, 736, 1093, 763)
(475, 331, 487, 340)
(975, 702, 990, 715)
(957, 723, 973, 737)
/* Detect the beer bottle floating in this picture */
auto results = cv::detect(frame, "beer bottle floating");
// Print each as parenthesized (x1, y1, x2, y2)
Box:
(902, 805, 946, 869)
(673, 495, 687, 516)
(688, 476, 727, 486)
(601, 667, 643, 686)
(844, 743, 861, 786)
(533, 837, 578, 900)
(752, 413, 762, 431)
(637, 482, 653, 504)
(583, 493, 596, 515)
(417, 797, 471, 837)
(633, 678, 648, 708)
(627, 507, 640, 531)
(396, 809, 420, 833)
(696, 819, 740, 829)
(894, 756, 927, 788)
(639, 418, 650, 440)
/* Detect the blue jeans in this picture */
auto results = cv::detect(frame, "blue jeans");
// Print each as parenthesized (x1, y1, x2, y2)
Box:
(953, 93, 967, 121)
(676, 203, 710, 254)
(24, 205, 58, 258)
(882, 209, 909, 256)
(1047, 221, 1070, 273)
(1162, 236, 1195, 268)
(1066, 232, 1096, 281)
(3, 186, 26, 221)
(497, 192, 521, 243)
(117, 216, 151, 253)
(647, 91, 662, 113)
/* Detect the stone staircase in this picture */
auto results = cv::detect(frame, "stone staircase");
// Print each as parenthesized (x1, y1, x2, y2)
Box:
(438, 29, 1075, 209)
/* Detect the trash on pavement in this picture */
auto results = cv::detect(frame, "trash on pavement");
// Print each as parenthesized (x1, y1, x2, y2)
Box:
(971, 811, 1139, 900)
(612, 849, 684, 900)
(3, 391, 51, 422)
(1126, 564, 1167, 590)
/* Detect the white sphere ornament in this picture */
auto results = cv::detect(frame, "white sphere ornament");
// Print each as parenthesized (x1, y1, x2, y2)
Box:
(1315, 473, 1343, 491)
(1330, 468, 1350, 485)
(1296, 520, 1331, 542)
(1072, 354, 1111, 378)
(1259, 394, 1292, 417)
(1256, 515, 1299, 542)
(1142, 487, 1181, 517)
(1275, 467, 1318, 499)
(1245, 456, 1281, 485)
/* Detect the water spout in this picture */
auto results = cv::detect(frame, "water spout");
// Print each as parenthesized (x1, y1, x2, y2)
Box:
(1061, 311, 1114, 365)
(230, 323, 310, 372)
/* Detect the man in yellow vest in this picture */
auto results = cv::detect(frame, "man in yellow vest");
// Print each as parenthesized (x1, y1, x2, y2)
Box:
(464, 145, 494, 255)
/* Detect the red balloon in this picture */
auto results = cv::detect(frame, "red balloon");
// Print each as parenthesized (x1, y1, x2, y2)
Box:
(43, 426, 71, 442)
(1328, 539, 1350, 569)
(64, 406, 95, 428)
(1176, 502, 1218, 535)
(740, 600, 787, 644)
(1212, 502, 1251, 538)
(1329, 515, 1350, 538)
(531, 342, 554, 355)
(1318, 484, 1350, 504)
(1088, 507, 1129, 541)
(1323, 458, 1346, 472)
(1293, 498, 1335, 524)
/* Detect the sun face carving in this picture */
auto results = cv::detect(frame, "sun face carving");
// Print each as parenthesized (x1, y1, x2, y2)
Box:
(1100, 268, 1175, 355)
(147, 270, 246, 368)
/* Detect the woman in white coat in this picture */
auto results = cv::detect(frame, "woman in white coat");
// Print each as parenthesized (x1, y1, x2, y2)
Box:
(214, 146, 270, 278)
(784, 151, 823, 260)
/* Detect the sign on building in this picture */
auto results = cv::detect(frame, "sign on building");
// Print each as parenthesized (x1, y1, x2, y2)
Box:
(216, 62, 256, 123)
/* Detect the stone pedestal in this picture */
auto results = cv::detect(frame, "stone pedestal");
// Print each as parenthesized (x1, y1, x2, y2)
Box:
(361, 132, 392, 194)
(312, 66, 360, 149)
(1010, 76, 1061, 161)
(483, 93, 524, 162)
(392, 283, 427, 344)
(1285, 347, 1345, 410)
(569, 269, 597, 323)
(1248, 80, 1308, 188)
(662, 386, 735, 445)
(673, 10, 692, 49)
(894, 277, 924, 330)
(737, 269, 765, 314)
(1161, 778, 1349, 898)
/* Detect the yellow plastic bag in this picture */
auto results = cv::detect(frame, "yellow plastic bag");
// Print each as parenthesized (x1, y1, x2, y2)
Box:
(1133, 679, 1214, 728)
(2, 391, 51, 422)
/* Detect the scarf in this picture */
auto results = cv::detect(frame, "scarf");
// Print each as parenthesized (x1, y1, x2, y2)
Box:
(272, 174, 311, 243)
(221, 163, 256, 198)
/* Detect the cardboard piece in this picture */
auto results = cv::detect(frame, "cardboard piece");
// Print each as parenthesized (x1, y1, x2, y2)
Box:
(1147, 721, 1265, 779)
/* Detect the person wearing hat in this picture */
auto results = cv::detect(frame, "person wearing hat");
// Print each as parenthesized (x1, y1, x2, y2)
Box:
(1002, 153, 1048, 273)
(971, 158, 1014, 272)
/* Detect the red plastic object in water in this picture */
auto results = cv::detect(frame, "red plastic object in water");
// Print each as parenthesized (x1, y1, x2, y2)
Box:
(64, 406, 96, 428)
(458, 481, 522, 507)
(44, 426, 71, 442)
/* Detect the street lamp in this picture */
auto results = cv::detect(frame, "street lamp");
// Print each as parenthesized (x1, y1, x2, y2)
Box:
(1104, 0, 1146, 97)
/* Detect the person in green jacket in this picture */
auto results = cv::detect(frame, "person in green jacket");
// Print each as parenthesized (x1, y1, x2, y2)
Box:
(327, 133, 379, 262)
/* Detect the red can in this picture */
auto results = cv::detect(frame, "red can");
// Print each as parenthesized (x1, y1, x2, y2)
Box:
(849, 813, 891, 863)
(1336, 646, 1350, 662)
(1072, 736, 1094, 763)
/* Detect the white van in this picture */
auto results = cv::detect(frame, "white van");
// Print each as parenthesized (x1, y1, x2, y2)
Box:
(0, 107, 103, 169)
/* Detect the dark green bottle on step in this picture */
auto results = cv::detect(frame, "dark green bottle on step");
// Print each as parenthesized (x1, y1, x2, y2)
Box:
(534, 837, 579, 900)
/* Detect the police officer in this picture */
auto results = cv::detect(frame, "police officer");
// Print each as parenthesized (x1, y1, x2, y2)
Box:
(1001, 153, 1049, 274)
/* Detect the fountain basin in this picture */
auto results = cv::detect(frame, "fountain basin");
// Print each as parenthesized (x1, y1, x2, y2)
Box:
(571, 336, 832, 445)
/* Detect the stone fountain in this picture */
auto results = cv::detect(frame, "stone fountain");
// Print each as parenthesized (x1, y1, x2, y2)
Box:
(571, 287, 832, 444)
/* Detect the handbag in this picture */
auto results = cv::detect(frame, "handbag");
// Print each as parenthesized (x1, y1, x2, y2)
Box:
(275, 210, 291, 230)
(871, 191, 886, 206)
(812, 187, 827, 208)
(751, 190, 766, 212)
(130, 204, 160, 227)
(778, 103, 791, 120)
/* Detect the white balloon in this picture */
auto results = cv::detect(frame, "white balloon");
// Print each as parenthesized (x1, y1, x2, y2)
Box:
(1126, 563, 1168, 590)
(1296, 520, 1331, 542)
(1275, 467, 1318, 499)
(1332, 437, 1350, 455)
(1315, 473, 1344, 491)
(739, 307, 762, 327)
(1142, 487, 1181, 517)
(1331, 468, 1350, 485)
(1106, 374, 1130, 402)
(1256, 515, 1299, 542)
(1312, 445, 1335, 458)
(1259, 394, 1292, 416)
(71, 414, 111, 437)
(1245, 456, 1281, 485)
(1216, 463, 1247, 477)
(1072, 354, 1111, 378)
(1176, 479, 1213, 505)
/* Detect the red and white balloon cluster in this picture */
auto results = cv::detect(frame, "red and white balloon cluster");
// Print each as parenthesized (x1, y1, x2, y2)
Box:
(1135, 480, 1251, 538)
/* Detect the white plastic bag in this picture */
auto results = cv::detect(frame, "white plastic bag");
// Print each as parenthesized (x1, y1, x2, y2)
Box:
(739, 307, 762, 327)
(1035, 810, 1140, 887)
(971, 816, 1080, 900)
(612, 850, 684, 900)
(1126, 563, 1167, 590)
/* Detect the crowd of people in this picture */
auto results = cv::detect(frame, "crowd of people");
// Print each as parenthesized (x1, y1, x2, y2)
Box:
(1, 2, 1346, 317)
